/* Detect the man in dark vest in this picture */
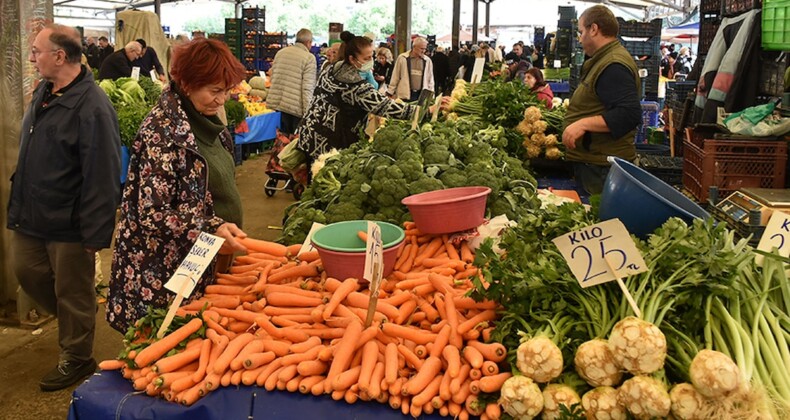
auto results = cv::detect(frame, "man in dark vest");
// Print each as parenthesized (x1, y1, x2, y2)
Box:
(561, 5, 641, 194)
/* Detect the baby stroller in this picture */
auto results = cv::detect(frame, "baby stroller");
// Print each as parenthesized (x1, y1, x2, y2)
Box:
(265, 130, 306, 200)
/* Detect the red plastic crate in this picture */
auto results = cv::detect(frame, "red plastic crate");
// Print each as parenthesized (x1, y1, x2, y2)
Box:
(682, 138, 788, 202)
(723, 0, 761, 16)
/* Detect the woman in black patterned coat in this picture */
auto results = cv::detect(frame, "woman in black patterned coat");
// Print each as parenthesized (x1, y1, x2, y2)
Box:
(297, 32, 422, 161)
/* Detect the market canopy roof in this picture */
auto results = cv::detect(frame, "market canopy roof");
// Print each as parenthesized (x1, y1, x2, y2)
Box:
(437, 30, 491, 43)
(662, 21, 699, 43)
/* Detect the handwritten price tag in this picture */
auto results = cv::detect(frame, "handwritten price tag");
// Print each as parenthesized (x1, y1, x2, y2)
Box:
(299, 222, 326, 256)
(756, 210, 790, 265)
(131, 66, 141, 80)
(363, 222, 384, 284)
(164, 232, 225, 297)
(552, 219, 647, 288)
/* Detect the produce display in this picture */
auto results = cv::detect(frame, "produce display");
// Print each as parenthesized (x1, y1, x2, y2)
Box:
(97, 77, 162, 147)
(99, 228, 507, 418)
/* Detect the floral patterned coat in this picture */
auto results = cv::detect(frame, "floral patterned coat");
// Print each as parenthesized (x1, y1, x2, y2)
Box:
(106, 85, 232, 333)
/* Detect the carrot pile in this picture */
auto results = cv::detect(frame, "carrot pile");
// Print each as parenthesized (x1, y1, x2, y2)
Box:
(99, 222, 509, 419)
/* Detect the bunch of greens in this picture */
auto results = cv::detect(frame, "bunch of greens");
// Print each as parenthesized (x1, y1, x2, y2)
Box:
(279, 118, 540, 245)
(224, 99, 246, 128)
(98, 77, 160, 147)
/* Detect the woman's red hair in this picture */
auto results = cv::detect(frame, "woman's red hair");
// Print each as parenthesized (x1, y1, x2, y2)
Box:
(170, 38, 246, 93)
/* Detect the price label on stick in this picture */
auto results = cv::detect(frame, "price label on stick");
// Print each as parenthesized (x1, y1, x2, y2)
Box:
(552, 219, 647, 288)
(298, 222, 326, 256)
(756, 210, 790, 266)
(470, 57, 485, 84)
(363, 222, 384, 327)
(159, 232, 224, 338)
(411, 105, 421, 130)
(131, 66, 141, 81)
(431, 94, 443, 122)
(150, 70, 159, 81)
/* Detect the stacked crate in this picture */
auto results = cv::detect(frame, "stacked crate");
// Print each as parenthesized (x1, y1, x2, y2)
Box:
(259, 32, 288, 73)
(224, 18, 242, 59)
(723, 0, 762, 16)
(534, 26, 545, 51)
(242, 7, 266, 76)
(699, 10, 721, 56)
(617, 18, 662, 100)
(555, 6, 578, 68)
(666, 81, 697, 144)
(758, 51, 788, 98)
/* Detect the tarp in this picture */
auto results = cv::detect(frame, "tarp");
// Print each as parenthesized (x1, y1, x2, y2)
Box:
(662, 22, 699, 41)
(115, 9, 171, 81)
(437, 30, 491, 43)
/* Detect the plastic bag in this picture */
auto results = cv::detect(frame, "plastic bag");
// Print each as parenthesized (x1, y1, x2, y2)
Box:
(277, 137, 307, 171)
(467, 215, 517, 254)
(724, 103, 790, 136)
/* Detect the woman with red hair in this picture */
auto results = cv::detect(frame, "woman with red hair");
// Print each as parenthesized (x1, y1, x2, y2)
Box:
(107, 38, 249, 332)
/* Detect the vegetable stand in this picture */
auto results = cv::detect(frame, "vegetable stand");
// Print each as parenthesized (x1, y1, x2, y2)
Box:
(69, 370, 444, 420)
(234, 111, 281, 145)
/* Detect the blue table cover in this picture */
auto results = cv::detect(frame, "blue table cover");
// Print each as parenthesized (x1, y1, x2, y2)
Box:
(547, 82, 570, 93)
(69, 370, 445, 420)
(235, 111, 281, 145)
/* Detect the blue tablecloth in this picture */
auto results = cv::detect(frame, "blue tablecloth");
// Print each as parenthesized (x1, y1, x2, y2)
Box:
(548, 82, 570, 93)
(235, 111, 281, 145)
(69, 370, 443, 420)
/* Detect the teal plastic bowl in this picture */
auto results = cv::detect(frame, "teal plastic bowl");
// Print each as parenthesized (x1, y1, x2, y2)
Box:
(311, 220, 405, 281)
(599, 157, 710, 238)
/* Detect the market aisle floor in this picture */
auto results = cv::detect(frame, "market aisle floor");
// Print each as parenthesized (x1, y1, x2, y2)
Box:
(0, 152, 294, 420)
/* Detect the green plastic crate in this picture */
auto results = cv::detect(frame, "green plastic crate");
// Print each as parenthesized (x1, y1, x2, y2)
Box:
(763, 0, 790, 51)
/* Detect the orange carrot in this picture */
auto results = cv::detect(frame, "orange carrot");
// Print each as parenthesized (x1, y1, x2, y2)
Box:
(265, 292, 323, 307)
(463, 345, 484, 369)
(485, 402, 502, 419)
(418, 298, 441, 323)
(414, 237, 443, 266)
(230, 340, 265, 370)
(381, 323, 437, 345)
(280, 345, 322, 366)
(242, 351, 276, 370)
(453, 296, 498, 310)
(397, 344, 424, 370)
(204, 284, 247, 296)
(442, 345, 462, 378)
(322, 277, 358, 320)
(260, 339, 291, 357)
(395, 299, 418, 325)
(358, 340, 380, 393)
(298, 375, 325, 394)
(325, 320, 363, 392)
(344, 292, 399, 320)
(357, 230, 368, 243)
(478, 372, 512, 393)
(286, 243, 302, 256)
(254, 358, 283, 387)
(467, 340, 507, 362)
(191, 339, 212, 382)
(481, 360, 499, 376)
(262, 306, 313, 317)
(439, 371, 453, 401)
(431, 324, 452, 358)
(457, 310, 497, 334)
(384, 342, 399, 385)
(332, 365, 362, 391)
(267, 263, 321, 284)
(412, 374, 443, 408)
(460, 241, 474, 263)
(135, 318, 203, 368)
(152, 344, 202, 374)
(98, 359, 126, 371)
(297, 360, 328, 377)
(394, 243, 413, 271)
(238, 237, 288, 257)
(403, 356, 442, 396)
(450, 364, 471, 394)
(212, 332, 255, 374)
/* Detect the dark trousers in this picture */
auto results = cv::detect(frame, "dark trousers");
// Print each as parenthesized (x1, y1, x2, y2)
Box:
(573, 162, 611, 195)
(12, 232, 96, 363)
(279, 112, 302, 135)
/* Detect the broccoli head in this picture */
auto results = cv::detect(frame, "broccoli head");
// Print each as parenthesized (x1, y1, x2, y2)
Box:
(370, 125, 402, 157)
(407, 175, 445, 195)
(465, 162, 503, 196)
(422, 143, 452, 166)
(280, 206, 327, 245)
(324, 201, 365, 224)
(439, 167, 468, 188)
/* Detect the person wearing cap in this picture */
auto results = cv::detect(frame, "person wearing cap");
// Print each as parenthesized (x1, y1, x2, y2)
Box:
(131, 38, 166, 81)
(561, 5, 641, 195)
(387, 37, 434, 101)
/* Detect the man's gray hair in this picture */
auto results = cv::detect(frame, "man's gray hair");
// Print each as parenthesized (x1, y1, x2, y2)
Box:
(45, 23, 83, 64)
(412, 37, 428, 48)
(296, 29, 313, 45)
(125, 41, 142, 54)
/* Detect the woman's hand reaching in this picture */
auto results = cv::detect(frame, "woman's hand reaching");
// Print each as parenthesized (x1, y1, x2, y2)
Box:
(215, 222, 248, 254)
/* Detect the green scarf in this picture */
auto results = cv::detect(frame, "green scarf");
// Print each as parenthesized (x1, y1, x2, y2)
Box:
(180, 88, 243, 227)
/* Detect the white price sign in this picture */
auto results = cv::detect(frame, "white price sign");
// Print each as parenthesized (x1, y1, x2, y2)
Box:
(131, 66, 141, 80)
(756, 210, 790, 265)
(164, 232, 225, 297)
(298, 222, 326, 256)
(470, 57, 485, 84)
(363, 221, 384, 285)
(552, 219, 647, 288)
(150, 69, 159, 80)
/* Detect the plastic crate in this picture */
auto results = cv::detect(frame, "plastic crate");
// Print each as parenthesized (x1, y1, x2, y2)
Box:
(701, 0, 723, 13)
(699, 18, 721, 55)
(558, 6, 577, 20)
(637, 154, 684, 186)
(723, 0, 762, 16)
(242, 7, 264, 19)
(763, 0, 790, 50)
(619, 37, 661, 57)
(557, 19, 577, 29)
(759, 53, 788, 97)
(617, 18, 662, 38)
(682, 138, 788, 202)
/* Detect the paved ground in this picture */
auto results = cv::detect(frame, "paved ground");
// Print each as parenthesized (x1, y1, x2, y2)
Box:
(0, 152, 296, 420)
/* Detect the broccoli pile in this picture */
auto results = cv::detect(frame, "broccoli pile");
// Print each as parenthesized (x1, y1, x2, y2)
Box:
(279, 118, 541, 245)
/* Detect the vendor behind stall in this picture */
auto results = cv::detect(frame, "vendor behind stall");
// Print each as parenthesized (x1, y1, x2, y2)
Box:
(107, 38, 248, 333)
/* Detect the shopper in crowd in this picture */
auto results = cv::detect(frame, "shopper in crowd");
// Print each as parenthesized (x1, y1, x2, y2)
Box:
(107, 38, 248, 333)
(523, 67, 554, 109)
(84, 36, 101, 69)
(431, 46, 450, 95)
(533, 45, 545, 69)
(97, 41, 142, 80)
(97, 35, 113, 65)
(561, 5, 641, 194)
(461, 45, 476, 82)
(373, 46, 394, 87)
(447, 46, 462, 83)
(131, 38, 166, 81)
(387, 36, 434, 101)
(297, 32, 444, 162)
(266, 28, 317, 135)
(674, 46, 693, 76)
(321, 43, 341, 73)
(660, 46, 673, 78)
(8, 23, 121, 391)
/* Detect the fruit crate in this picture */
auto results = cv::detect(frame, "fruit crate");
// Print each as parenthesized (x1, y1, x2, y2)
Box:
(617, 18, 662, 38)
(700, 0, 723, 13)
(619, 36, 661, 57)
(242, 7, 264, 19)
(558, 6, 577, 20)
(763, 0, 790, 50)
(699, 18, 722, 55)
(723, 0, 762, 16)
(682, 132, 788, 202)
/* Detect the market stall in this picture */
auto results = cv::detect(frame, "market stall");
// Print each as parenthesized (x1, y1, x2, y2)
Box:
(234, 111, 281, 145)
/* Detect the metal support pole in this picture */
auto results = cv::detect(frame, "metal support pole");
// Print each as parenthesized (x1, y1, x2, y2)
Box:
(472, 0, 478, 45)
(154, 0, 160, 17)
(395, 0, 411, 55)
(484, 1, 490, 37)
(452, 0, 460, 50)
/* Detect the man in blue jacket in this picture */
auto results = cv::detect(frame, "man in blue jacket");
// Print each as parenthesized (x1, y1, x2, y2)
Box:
(7, 23, 121, 391)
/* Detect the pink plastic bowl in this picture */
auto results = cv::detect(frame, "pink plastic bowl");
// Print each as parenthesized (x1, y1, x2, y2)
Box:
(401, 186, 492, 234)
